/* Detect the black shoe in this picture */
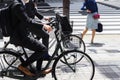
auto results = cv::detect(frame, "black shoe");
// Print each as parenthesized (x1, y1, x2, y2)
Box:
(42, 54, 57, 60)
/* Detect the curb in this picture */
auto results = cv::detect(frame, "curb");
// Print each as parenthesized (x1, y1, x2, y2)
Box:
(97, 1, 120, 10)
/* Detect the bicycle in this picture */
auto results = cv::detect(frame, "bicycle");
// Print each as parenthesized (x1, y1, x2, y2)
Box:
(0, 13, 95, 80)
(3, 14, 86, 68)
(2, 13, 86, 69)
(0, 43, 95, 80)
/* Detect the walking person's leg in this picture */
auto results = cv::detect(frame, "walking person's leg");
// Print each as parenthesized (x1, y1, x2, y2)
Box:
(91, 29, 96, 44)
(81, 27, 88, 39)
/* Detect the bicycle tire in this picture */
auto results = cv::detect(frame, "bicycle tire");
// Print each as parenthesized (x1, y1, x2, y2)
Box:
(56, 34, 86, 65)
(0, 50, 23, 69)
(52, 50, 95, 80)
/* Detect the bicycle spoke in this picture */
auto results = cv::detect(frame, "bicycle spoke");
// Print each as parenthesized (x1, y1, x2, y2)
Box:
(61, 55, 76, 72)
(6, 56, 20, 70)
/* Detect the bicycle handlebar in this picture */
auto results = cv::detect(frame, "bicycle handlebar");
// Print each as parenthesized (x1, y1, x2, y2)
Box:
(46, 17, 58, 29)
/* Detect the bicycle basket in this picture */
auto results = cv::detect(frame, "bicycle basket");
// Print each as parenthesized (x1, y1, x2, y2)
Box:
(59, 15, 73, 35)
(62, 36, 81, 49)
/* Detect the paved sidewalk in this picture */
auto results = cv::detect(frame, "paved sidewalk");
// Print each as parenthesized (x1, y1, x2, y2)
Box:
(0, 34, 120, 80)
(83, 34, 120, 80)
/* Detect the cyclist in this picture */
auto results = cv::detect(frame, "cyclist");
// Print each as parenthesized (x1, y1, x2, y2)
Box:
(25, 0, 50, 57)
(25, 0, 52, 60)
(10, 0, 52, 76)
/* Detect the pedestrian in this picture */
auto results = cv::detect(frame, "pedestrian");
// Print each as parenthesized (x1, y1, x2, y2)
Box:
(10, 0, 52, 76)
(25, 0, 52, 59)
(81, 0, 99, 44)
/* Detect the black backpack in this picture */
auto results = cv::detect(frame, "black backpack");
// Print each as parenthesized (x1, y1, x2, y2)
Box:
(0, 4, 13, 37)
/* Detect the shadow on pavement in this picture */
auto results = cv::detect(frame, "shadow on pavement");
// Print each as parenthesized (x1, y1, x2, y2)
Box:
(87, 43, 105, 47)
(105, 49, 120, 53)
(0, 69, 45, 80)
(94, 62, 120, 79)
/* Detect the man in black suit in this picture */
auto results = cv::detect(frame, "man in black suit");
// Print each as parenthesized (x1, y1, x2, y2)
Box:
(25, 0, 51, 59)
(25, 0, 50, 57)
(10, 0, 52, 76)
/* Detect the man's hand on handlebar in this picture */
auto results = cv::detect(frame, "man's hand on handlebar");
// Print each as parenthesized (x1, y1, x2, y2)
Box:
(42, 17, 56, 32)
(43, 24, 52, 32)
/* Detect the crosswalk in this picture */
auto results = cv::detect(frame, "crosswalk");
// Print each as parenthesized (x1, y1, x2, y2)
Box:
(69, 2, 120, 34)
(97, 3, 120, 34)
(0, 0, 120, 39)
(44, 1, 120, 35)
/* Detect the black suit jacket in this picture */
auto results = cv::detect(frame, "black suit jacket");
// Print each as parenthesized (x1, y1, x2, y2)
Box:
(10, 0, 44, 45)
(25, 0, 43, 19)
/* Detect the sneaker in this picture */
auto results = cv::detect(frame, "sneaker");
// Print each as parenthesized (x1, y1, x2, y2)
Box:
(18, 65, 35, 77)
(41, 68, 52, 74)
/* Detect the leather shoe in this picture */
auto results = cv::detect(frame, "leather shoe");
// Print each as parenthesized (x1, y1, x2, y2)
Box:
(18, 65, 35, 77)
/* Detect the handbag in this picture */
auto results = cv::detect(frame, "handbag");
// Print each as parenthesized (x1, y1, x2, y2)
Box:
(93, 13, 100, 19)
(96, 23, 103, 32)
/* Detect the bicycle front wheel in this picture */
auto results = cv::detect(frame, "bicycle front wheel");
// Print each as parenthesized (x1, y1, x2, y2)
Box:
(52, 50, 95, 80)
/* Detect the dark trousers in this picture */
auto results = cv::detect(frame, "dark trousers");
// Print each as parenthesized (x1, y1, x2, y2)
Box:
(28, 27, 49, 49)
(19, 35, 47, 71)
(10, 26, 49, 71)
(24, 28, 49, 71)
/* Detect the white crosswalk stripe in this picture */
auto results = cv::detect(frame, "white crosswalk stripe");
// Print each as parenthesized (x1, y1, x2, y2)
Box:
(46, 1, 120, 35)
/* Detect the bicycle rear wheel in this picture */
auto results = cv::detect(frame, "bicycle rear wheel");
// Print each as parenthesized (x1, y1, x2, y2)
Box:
(52, 50, 95, 80)
(0, 50, 23, 69)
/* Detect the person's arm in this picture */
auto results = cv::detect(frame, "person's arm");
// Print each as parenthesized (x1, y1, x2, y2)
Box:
(34, 8, 50, 21)
(13, 3, 44, 30)
(87, 1, 98, 13)
(32, 1, 44, 20)
(95, 2, 98, 13)
(81, 2, 87, 10)
(13, 3, 52, 32)
(34, 8, 44, 20)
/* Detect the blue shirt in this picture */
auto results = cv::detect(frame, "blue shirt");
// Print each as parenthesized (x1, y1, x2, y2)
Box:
(81, 0, 98, 13)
